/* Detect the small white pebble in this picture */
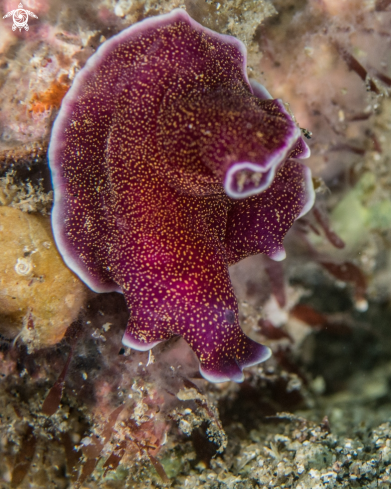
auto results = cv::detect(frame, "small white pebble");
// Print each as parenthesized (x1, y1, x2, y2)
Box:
(102, 322, 112, 331)
(81, 436, 92, 446)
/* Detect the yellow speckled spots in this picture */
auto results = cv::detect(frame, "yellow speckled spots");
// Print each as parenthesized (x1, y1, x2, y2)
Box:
(49, 10, 312, 382)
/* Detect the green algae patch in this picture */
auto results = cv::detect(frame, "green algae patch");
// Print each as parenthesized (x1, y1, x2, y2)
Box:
(331, 172, 391, 250)
(160, 451, 183, 479)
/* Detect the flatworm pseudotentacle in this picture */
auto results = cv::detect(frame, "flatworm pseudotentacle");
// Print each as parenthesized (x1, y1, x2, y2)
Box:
(49, 9, 314, 382)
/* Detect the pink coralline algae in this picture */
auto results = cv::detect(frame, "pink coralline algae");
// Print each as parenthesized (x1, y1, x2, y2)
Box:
(49, 9, 315, 382)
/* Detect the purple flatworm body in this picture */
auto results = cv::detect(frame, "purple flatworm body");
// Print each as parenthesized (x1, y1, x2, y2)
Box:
(49, 9, 315, 382)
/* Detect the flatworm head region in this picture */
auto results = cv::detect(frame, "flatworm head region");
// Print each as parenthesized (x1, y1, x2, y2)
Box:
(49, 9, 314, 382)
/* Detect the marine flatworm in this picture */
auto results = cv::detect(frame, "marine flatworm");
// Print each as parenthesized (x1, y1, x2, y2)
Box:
(49, 9, 315, 382)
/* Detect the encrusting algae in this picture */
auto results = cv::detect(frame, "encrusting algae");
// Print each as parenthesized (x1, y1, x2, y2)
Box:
(0, 205, 86, 351)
